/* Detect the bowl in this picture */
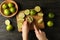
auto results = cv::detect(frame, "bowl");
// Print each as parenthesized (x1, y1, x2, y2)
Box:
(0, 1, 18, 18)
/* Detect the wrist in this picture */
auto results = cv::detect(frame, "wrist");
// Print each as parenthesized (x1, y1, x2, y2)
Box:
(22, 33, 28, 40)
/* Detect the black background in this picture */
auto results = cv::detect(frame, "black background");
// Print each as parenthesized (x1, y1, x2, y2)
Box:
(0, 0, 60, 40)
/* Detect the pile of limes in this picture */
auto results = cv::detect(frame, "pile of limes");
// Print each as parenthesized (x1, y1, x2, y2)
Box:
(2, 3, 16, 16)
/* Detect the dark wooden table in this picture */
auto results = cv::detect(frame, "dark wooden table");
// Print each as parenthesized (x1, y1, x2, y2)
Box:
(0, 0, 60, 40)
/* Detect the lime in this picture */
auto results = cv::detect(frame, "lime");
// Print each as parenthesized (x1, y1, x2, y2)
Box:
(18, 18, 24, 23)
(38, 12, 44, 17)
(30, 9, 36, 15)
(10, 7, 16, 13)
(34, 6, 41, 12)
(18, 12, 25, 19)
(4, 9, 11, 15)
(47, 21, 54, 27)
(38, 18, 43, 23)
(24, 9, 30, 15)
(5, 19, 10, 25)
(48, 12, 55, 18)
(8, 3, 14, 8)
(6, 25, 13, 31)
(27, 16, 33, 23)
(2, 4, 8, 9)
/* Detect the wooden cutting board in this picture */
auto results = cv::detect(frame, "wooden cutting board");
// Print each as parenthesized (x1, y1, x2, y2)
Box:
(16, 10, 45, 32)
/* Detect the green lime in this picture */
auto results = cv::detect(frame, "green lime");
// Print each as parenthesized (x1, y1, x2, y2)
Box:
(2, 4, 8, 9)
(4, 9, 11, 16)
(47, 21, 54, 27)
(8, 3, 14, 8)
(30, 9, 36, 15)
(10, 7, 16, 13)
(48, 12, 55, 18)
(6, 25, 13, 31)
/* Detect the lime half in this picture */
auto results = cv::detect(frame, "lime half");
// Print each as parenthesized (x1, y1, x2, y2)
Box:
(24, 9, 30, 15)
(27, 16, 33, 23)
(5, 19, 10, 25)
(38, 12, 44, 17)
(34, 6, 41, 12)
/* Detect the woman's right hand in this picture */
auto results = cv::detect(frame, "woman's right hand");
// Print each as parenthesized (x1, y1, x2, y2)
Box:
(34, 25, 48, 40)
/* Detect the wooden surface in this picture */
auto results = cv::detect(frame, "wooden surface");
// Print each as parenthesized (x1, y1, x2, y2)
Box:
(0, 0, 60, 40)
(16, 10, 44, 32)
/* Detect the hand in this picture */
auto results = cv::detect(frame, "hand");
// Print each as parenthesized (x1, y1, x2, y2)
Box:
(34, 25, 48, 40)
(22, 20, 29, 40)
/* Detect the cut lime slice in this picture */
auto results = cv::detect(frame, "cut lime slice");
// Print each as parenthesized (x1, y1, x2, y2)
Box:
(18, 22, 23, 28)
(27, 16, 33, 23)
(38, 12, 44, 16)
(5, 19, 10, 25)
(18, 12, 25, 19)
(34, 6, 41, 12)
(24, 9, 30, 15)
(38, 18, 43, 23)
(18, 19, 24, 23)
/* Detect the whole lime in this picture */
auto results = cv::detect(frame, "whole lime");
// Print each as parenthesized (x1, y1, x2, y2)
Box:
(4, 9, 11, 15)
(8, 3, 14, 8)
(47, 21, 54, 27)
(6, 25, 13, 31)
(10, 7, 16, 13)
(48, 12, 55, 18)
(30, 10, 36, 15)
(2, 4, 8, 9)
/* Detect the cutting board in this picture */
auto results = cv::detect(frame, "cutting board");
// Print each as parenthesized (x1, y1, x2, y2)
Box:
(16, 10, 45, 32)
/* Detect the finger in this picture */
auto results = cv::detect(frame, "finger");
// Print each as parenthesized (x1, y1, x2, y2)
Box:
(42, 32, 46, 36)
(33, 25, 40, 34)
(23, 20, 27, 25)
(39, 29, 42, 33)
(34, 25, 38, 32)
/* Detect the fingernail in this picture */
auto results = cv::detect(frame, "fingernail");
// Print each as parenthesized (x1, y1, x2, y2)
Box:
(39, 30, 41, 33)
